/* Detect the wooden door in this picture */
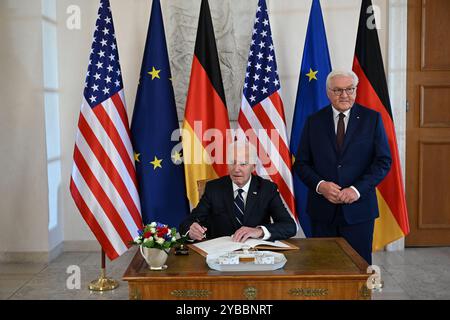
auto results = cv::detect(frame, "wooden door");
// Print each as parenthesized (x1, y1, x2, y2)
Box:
(406, 0, 450, 246)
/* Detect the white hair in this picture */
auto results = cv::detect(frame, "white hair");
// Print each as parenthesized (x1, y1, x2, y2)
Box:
(227, 140, 258, 165)
(326, 70, 359, 88)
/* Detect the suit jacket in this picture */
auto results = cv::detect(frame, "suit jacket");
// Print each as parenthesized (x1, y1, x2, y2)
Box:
(293, 104, 392, 225)
(179, 175, 297, 241)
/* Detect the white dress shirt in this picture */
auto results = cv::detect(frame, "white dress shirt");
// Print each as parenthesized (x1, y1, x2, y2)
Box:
(232, 176, 271, 240)
(316, 106, 360, 199)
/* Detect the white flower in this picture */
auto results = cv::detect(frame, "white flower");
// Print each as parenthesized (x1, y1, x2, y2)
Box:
(171, 237, 177, 242)
(143, 237, 152, 243)
(150, 227, 156, 234)
(149, 222, 157, 227)
(156, 238, 165, 245)
(134, 237, 142, 244)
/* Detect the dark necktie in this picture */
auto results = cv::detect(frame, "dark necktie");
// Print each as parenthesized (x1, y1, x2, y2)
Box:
(336, 113, 345, 151)
(233, 189, 245, 225)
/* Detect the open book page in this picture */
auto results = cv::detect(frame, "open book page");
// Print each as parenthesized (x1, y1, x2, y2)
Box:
(189, 236, 295, 257)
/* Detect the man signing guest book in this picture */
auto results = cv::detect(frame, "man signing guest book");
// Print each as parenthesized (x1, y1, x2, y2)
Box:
(179, 141, 297, 242)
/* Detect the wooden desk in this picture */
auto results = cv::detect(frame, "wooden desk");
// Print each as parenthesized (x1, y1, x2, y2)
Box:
(123, 238, 372, 300)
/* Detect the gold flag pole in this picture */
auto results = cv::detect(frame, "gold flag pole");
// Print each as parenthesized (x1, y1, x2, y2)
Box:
(88, 249, 119, 291)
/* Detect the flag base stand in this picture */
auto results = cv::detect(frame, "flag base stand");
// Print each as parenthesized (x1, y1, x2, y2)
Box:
(88, 268, 119, 291)
(88, 250, 119, 291)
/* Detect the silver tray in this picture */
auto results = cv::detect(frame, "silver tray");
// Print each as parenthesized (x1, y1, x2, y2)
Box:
(206, 251, 287, 272)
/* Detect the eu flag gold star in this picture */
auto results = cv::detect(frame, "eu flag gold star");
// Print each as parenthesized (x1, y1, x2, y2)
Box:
(150, 156, 163, 170)
(306, 68, 318, 82)
(134, 152, 141, 162)
(148, 66, 161, 80)
(171, 151, 182, 164)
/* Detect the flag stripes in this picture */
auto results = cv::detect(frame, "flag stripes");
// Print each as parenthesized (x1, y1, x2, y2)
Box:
(70, 0, 142, 260)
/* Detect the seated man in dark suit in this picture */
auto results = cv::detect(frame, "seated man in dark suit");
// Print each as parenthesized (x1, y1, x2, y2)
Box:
(179, 141, 297, 242)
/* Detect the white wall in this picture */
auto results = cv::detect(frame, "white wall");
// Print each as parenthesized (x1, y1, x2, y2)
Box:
(0, 0, 405, 254)
(0, 0, 49, 254)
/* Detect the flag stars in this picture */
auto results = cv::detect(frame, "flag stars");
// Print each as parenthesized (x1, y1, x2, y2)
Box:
(263, 76, 270, 83)
(255, 63, 262, 70)
(263, 19, 269, 26)
(260, 30, 267, 37)
(95, 61, 103, 69)
(109, 53, 115, 61)
(265, 65, 272, 73)
(107, 65, 114, 73)
(253, 73, 260, 81)
(115, 80, 120, 87)
(148, 66, 161, 80)
(134, 152, 140, 162)
(100, 39, 108, 46)
(251, 84, 258, 91)
(89, 95, 97, 103)
(250, 95, 256, 102)
(98, 50, 105, 58)
(102, 27, 109, 35)
(306, 68, 318, 82)
(257, 52, 264, 59)
(94, 73, 101, 80)
(273, 79, 279, 86)
(102, 87, 110, 95)
(258, 41, 265, 49)
(150, 156, 163, 170)
(116, 69, 121, 76)
(110, 43, 116, 50)
(105, 75, 112, 83)
(262, 87, 268, 94)
(104, 16, 111, 24)
(91, 84, 99, 92)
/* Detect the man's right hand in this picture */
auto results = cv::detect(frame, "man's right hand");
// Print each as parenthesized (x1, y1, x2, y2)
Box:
(318, 181, 342, 204)
(188, 222, 207, 241)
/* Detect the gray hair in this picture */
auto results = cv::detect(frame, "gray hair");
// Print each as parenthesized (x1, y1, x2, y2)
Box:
(227, 140, 258, 165)
(326, 70, 359, 88)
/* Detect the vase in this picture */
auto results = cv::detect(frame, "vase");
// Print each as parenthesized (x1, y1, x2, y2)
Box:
(140, 246, 169, 270)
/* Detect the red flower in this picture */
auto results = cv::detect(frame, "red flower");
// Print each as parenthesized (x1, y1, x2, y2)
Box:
(157, 227, 168, 238)
(143, 231, 152, 239)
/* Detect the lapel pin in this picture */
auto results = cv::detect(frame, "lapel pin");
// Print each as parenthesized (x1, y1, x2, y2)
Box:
(357, 116, 360, 119)
(253, 191, 257, 195)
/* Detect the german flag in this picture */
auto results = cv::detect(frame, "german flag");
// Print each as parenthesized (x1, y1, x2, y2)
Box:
(352, 0, 410, 251)
(182, 0, 230, 206)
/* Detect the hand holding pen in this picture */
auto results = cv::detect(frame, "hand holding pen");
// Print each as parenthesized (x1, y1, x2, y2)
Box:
(189, 219, 207, 241)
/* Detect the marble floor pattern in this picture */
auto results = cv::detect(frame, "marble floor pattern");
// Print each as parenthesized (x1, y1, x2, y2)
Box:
(1, 247, 450, 300)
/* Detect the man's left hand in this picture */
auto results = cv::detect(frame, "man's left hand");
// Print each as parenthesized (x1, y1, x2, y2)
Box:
(338, 188, 359, 204)
(232, 226, 263, 242)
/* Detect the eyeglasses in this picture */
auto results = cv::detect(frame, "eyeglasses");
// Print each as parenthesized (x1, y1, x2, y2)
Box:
(329, 87, 356, 96)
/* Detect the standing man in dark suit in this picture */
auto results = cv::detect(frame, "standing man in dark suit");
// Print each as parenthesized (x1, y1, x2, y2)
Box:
(293, 70, 392, 264)
(180, 141, 297, 242)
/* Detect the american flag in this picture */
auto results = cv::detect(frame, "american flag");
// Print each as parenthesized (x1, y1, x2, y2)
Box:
(237, 0, 302, 235)
(70, 0, 143, 260)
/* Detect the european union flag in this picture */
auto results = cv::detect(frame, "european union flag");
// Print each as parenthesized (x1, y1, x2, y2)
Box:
(131, 0, 189, 227)
(290, 0, 331, 237)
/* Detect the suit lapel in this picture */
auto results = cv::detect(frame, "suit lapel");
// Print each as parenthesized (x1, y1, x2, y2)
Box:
(243, 176, 259, 224)
(341, 104, 361, 154)
(224, 176, 240, 229)
(324, 106, 338, 153)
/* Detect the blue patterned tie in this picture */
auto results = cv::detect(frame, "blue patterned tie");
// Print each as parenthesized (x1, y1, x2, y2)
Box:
(234, 189, 245, 225)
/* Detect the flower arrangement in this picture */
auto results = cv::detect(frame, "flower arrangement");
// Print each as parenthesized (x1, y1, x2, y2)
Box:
(132, 222, 178, 250)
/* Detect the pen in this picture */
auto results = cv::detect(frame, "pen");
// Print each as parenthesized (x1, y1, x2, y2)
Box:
(195, 218, 207, 239)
